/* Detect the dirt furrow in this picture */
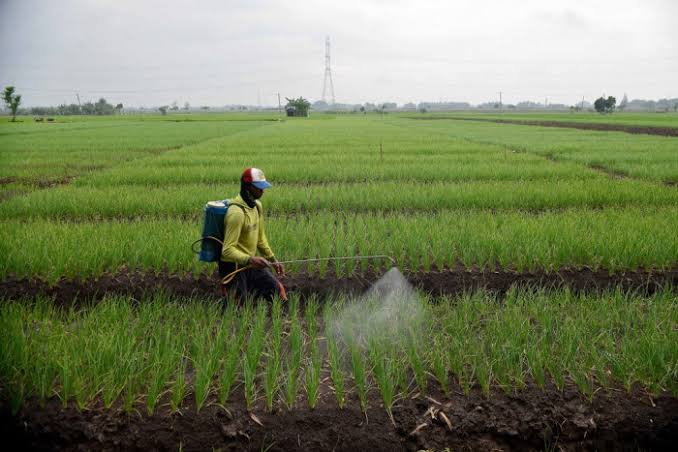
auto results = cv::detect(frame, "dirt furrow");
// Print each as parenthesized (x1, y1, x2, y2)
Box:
(2, 379, 676, 451)
(408, 116, 678, 137)
(2, 266, 676, 306)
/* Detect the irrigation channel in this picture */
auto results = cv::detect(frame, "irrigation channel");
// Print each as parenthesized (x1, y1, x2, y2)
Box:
(2, 266, 677, 451)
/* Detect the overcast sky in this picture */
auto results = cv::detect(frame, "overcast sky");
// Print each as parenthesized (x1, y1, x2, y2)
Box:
(1, 0, 676, 107)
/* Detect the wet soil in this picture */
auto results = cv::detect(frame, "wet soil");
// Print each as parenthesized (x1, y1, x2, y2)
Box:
(2, 266, 677, 306)
(2, 380, 676, 451)
(409, 116, 678, 137)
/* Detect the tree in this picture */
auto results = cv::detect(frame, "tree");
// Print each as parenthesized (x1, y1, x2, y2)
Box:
(183, 102, 190, 111)
(158, 105, 168, 115)
(284, 96, 310, 117)
(170, 101, 179, 111)
(2, 86, 22, 121)
(114, 103, 123, 114)
(81, 101, 96, 115)
(594, 96, 616, 114)
(94, 98, 114, 115)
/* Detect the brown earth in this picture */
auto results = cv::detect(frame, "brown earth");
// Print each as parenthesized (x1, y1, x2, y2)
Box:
(2, 379, 676, 451)
(0, 177, 18, 186)
(2, 266, 676, 307)
(408, 116, 678, 137)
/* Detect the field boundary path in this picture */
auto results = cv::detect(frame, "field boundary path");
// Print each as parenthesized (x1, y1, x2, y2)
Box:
(3, 267, 677, 306)
(408, 116, 678, 137)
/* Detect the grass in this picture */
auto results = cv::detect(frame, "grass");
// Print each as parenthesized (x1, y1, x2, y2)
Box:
(1, 289, 675, 415)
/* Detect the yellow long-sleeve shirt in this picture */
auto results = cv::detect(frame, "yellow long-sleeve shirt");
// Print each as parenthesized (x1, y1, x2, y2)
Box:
(220, 195, 275, 266)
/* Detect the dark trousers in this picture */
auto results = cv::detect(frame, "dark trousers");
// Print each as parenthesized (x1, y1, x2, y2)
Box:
(218, 261, 280, 303)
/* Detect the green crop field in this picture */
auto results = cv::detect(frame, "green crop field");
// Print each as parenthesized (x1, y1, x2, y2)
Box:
(402, 111, 678, 128)
(1, 113, 677, 446)
(2, 114, 678, 279)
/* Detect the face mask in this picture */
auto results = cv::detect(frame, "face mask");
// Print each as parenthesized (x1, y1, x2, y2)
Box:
(240, 181, 257, 208)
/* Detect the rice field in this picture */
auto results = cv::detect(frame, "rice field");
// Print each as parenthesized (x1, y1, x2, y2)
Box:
(2, 112, 677, 449)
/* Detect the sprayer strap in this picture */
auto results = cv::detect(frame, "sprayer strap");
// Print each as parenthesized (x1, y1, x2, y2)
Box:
(190, 236, 224, 254)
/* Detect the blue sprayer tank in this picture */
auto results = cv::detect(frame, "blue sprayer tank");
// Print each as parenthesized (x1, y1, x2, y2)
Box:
(198, 200, 230, 262)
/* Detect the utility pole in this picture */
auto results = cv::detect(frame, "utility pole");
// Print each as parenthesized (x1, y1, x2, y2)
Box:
(581, 96, 585, 110)
(321, 36, 335, 104)
(498, 91, 503, 112)
(277, 92, 282, 116)
(76, 93, 81, 107)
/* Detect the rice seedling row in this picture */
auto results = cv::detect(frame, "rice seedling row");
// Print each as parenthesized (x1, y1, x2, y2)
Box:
(2, 206, 677, 281)
(2, 289, 675, 416)
(6, 177, 678, 220)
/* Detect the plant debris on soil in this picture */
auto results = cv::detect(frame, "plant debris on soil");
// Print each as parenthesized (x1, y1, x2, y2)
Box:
(2, 266, 677, 306)
(2, 380, 676, 451)
(408, 116, 678, 137)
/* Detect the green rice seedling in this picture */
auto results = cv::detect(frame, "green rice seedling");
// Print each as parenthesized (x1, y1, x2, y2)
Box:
(349, 340, 369, 413)
(305, 345, 321, 409)
(406, 329, 427, 394)
(283, 300, 303, 409)
(304, 301, 321, 409)
(0, 303, 29, 413)
(145, 328, 180, 415)
(263, 298, 283, 412)
(430, 338, 449, 395)
(526, 345, 547, 389)
(243, 303, 268, 410)
(263, 346, 281, 412)
(191, 303, 225, 412)
(324, 305, 346, 408)
(219, 304, 252, 405)
(368, 338, 401, 421)
(170, 354, 189, 412)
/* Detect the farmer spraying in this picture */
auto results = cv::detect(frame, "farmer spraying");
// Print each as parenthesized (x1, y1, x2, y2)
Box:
(218, 167, 286, 302)
(194, 167, 394, 301)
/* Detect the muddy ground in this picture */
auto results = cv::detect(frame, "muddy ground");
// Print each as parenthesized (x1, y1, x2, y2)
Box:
(408, 116, 678, 137)
(2, 379, 676, 451)
(1, 266, 677, 306)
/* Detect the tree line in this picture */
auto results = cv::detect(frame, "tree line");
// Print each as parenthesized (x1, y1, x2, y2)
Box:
(28, 98, 123, 116)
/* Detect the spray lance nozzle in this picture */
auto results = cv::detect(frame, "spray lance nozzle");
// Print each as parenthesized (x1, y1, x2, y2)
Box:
(275, 254, 396, 268)
(219, 254, 396, 286)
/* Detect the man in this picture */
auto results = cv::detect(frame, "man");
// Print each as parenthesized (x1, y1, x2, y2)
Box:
(219, 167, 286, 302)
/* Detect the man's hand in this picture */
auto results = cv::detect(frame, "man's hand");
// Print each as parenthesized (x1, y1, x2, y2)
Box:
(249, 256, 271, 269)
(271, 261, 285, 277)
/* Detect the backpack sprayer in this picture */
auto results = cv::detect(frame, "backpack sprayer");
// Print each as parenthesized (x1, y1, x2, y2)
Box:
(192, 199, 396, 286)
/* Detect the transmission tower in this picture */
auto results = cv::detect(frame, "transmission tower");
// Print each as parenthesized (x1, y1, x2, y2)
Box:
(321, 36, 335, 104)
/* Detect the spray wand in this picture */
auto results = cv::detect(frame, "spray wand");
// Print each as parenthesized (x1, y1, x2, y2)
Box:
(221, 254, 396, 285)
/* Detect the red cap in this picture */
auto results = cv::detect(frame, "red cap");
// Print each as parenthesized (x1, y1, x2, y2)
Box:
(241, 167, 272, 189)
